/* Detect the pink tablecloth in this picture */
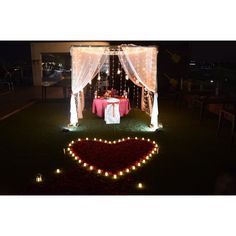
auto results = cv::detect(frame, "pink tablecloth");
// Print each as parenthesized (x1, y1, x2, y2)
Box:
(92, 97, 130, 117)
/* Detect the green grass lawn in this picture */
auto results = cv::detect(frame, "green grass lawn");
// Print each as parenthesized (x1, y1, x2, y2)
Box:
(0, 98, 236, 194)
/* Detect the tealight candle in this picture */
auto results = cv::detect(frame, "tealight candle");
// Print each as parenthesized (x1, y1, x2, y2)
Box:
(36, 174, 43, 183)
(138, 183, 143, 188)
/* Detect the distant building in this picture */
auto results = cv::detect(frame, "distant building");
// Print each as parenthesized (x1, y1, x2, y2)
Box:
(31, 42, 109, 86)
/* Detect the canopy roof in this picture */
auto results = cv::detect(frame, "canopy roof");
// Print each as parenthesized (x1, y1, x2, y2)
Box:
(70, 44, 158, 55)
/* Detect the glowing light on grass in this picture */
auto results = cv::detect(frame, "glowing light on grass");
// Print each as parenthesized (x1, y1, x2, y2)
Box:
(35, 174, 43, 183)
(137, 183, 143, 189)
(56, 169, 61, 174)
(89, 166, 94, 170)
(119, 171, 123, 176)
(113, 174, 117, 179)
(105, 172, 109, 176)
(97, 169, 102, 174)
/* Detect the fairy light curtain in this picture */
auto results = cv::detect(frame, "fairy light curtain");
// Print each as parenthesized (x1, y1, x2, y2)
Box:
(70, 46, 108, 125)
(118, 45, 158, 128)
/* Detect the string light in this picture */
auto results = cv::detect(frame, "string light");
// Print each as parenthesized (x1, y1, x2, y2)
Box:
(56, 169, 61, 174)
(112, 54, 115, 88)
(133, 84, 135, 107)
(136, 86, 139, 108)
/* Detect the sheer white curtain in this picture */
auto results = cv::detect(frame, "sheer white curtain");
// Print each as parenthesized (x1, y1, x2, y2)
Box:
(118, 46, 159, 129)
(70, 46, 108, 125)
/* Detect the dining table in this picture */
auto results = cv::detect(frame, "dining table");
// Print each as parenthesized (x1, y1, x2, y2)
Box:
(92, 97, 130, 117)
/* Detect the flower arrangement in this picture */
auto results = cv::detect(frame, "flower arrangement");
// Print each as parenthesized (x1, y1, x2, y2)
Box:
(103, 90, 112, 98)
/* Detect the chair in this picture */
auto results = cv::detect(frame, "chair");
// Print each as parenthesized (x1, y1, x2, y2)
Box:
(104, 99, 120, 124)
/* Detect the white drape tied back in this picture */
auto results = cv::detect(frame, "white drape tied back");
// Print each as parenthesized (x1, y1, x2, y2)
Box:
(69, 46, 108, 125)
(118, 45, 159, 129)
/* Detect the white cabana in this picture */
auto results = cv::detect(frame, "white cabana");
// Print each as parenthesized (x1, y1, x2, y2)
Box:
(70, 45, 159, 129)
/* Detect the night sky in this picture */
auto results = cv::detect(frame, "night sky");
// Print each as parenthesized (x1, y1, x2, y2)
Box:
(1, 41, 236, 65)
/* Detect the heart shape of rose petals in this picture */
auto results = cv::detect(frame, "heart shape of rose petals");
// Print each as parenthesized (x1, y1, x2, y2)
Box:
(66, 137, 159, 179)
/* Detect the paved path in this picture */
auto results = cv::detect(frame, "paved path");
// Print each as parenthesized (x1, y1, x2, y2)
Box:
(0, 86, 65, 120)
